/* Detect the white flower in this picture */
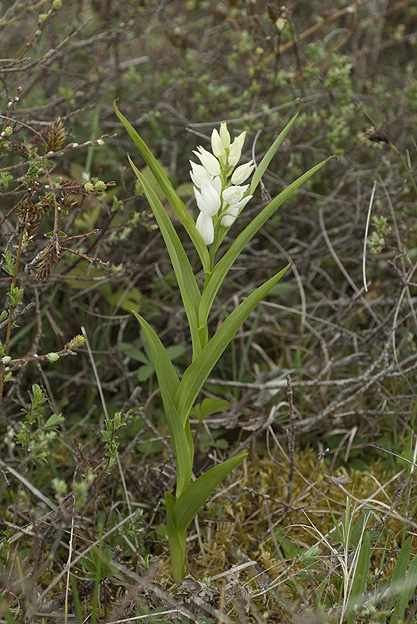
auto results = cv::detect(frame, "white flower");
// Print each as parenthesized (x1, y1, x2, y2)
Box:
(194, 178, 221, 216)
(231, 161, 255, 185)
(228, 131, 246, 166)
(222, 184, 249, 205)
(221, 205, 239, 228)
(219, 122, 230, 149)
(193, 146, 221, 176)
(221, 194, 253, 228)
(191, 123, 253, 244)
(211, 128, 226, 163)
(196, 211, 214, 245)
(189, 161, 213, 188)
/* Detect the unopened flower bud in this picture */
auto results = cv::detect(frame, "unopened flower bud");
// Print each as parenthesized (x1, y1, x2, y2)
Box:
(228, 131, 246, 166)
(47, 352, 60, 363)
(196, 212, 214, 245)
(84, 182, 94, 193)
(68, 335, 86, 350)
(194, 179, 221, 216)
(231, 161, 255, 184)
(211, 129, 226, 162)
(219, 122, 230, 149)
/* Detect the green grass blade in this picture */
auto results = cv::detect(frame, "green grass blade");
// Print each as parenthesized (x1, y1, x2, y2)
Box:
(390, 552, 417, 624)
(129, 158, 202, 356)
(70, 576, 83, 624)
(347, 531, 371, 624)
(199, 157, 334, 329)
(114, 101, 210, 273)
(133, 312, 193, 494)
(249, 99, 302, 195)
(173, 452, 248, 534)
(177, 265, 289, 422)
(0, 595, 18, 624)
(386, 537, 412, 611)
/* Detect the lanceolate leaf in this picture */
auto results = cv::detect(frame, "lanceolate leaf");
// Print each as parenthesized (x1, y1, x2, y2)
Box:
(114, 101, 210, 273)
(172, 452, 248, 534)
(132, 313, 180, 395)
(176, 266, 289, 422)
(249, 100, 302, 195)
(347, 530, 371, 624)
(129, 158, 202, 356)
(199, 157, 333, 329)
(386, 537, 412, 611)
(132, 312, 193, 494)
(390, 553, 417, 624)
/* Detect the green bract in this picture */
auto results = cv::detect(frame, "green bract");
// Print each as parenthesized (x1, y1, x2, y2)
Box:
(114, 100, 332, 583)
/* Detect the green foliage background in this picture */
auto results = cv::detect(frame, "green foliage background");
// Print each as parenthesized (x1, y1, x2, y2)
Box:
(1, 0, 417, 621)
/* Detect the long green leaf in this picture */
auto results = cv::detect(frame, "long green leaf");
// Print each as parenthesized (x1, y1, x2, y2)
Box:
(249, 99, 302, 195)
(173, 452, 247, 533)
(390, 553, 417, 624)
(129, 158, 202, 356)
(132, 312, 180, 395)
(176, 266, 289, 422)
(114, 101, 210, 273)
(133, 312, 193, 494)
(386, 537, 412, 611)
(165, 492, 187, 584)
(347, 531, 371, 624)
(199, 157, 333, 329)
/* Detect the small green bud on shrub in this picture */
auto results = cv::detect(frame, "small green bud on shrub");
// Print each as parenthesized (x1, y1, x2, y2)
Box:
(52, 478, 68, 503)
(46, 352, 60, 363)
(68, 335, 86, 350)
(95, 180, 107, 191)
(84, 182, 94, 193)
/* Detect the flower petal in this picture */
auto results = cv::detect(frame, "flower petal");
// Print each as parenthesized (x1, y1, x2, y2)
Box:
(222, 184, 249, 205)
(219, 122, 231, 149)
(228, 131, 246, 166)
(211, 129, 226, 162)
(221, 204, 239, 228)
(194, 180, 221, 216)
(221, 194, 253, 228)
(193, 146, 221, 176)
(231, 194, 252, 212)
(189, 161, 212, 188)
(196, 211, 214, 245)
(231, 161, 255, 185)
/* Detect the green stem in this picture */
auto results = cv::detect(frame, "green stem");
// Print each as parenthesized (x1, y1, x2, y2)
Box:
(165, 492, 187, 584)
